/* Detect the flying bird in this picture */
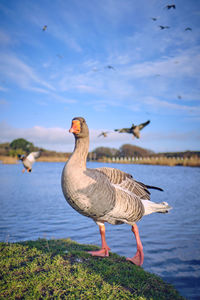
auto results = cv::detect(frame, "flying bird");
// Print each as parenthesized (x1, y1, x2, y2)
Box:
(105, 65, 115, 70)
(159, 25, 170, 30)
(18, 151, 41, 173)
(185, 27, 192, 31)
(98, 131, 109, 138)
(42, 25, 47, 31)
(151, 17, 157, 21)
(115, 120, 150, 139)
(61, 117, 171, 266)
(165, 4, 176, 9)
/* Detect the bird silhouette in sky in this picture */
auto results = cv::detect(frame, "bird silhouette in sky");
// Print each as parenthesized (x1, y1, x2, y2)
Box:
(98, 131, 109, 138)
(18, 151, 41, 173)
(165, 4, 176, 9)
(42, 25, 47, 31)
(115, 120, 150, 139)
(105, 65, 115, 70)
(159, 25, 170, 30)
(151, 17, 157, 21)
(185, 27, 192, 31)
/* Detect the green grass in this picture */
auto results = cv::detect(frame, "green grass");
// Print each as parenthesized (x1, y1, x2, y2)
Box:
(0, 239, 185, 299)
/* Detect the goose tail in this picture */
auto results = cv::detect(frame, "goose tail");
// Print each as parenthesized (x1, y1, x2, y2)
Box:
(142, 200, 172, 216)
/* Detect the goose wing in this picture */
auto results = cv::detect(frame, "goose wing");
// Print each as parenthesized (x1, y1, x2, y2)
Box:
(115, 128, 130, 133)
(95, 167, 150, 200)
(138, 120, 150, 130)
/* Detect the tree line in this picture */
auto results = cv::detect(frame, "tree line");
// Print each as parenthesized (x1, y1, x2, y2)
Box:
(0, 138, 199, 159)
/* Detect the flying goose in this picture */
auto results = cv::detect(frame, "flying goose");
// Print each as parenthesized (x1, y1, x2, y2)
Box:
(115, 120, 150, 139)
(61, 117, 171, 266)
(18, 151, 41, 173)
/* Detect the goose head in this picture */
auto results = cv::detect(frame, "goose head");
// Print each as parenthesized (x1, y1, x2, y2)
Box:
(69, 117, 89, 138)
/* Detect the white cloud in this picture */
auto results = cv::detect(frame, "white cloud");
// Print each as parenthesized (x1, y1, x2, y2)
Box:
(0, 122, 199, 153)
(0, 52, 55, 92)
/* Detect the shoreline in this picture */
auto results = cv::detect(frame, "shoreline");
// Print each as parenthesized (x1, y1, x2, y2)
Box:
(0, 238, 185, 299)
(1, 155, 200, 167)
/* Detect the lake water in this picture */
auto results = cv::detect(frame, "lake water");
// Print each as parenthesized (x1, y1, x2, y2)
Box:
(0, 162, 200, 300)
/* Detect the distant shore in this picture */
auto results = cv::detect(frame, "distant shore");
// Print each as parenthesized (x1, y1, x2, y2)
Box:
(1, 155, 200, 167)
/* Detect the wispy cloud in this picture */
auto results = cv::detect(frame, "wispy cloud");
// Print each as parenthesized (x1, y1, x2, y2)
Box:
(0, 52, 55, 92)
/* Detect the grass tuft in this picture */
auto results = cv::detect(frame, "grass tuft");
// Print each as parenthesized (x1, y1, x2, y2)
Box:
(0, 238, 185, 299)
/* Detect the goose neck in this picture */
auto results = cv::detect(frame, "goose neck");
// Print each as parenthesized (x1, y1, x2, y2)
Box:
(70, 136, 89, 169)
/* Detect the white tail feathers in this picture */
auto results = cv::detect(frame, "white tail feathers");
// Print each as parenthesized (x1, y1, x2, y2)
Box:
(141, 200, 172, 216)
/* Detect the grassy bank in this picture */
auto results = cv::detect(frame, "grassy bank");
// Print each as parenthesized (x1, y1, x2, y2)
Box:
(0, 239, 184, 299)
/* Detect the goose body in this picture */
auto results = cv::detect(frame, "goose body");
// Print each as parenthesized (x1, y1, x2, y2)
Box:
(18, 151, 41, 173)
(62, 117, 171, 266)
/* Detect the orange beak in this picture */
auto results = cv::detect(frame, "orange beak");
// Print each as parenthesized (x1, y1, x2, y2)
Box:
(69, 120, 81, 134)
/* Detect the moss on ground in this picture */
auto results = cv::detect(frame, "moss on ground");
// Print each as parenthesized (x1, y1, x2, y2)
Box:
(0, 239, 185, 299)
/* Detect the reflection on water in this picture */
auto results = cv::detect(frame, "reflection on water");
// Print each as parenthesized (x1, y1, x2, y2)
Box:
(0, 162, 200, 300)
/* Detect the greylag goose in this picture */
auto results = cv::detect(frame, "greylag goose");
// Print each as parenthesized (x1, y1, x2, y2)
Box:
(18, 151, 41, 173)
(115, 120, 150, 139)
(61, 117, 171, 266)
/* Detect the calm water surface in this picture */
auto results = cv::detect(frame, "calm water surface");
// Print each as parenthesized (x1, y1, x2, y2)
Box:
(0, 162, 200, 300)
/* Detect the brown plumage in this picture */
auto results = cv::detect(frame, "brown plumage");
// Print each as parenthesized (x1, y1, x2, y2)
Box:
(61, 117, 171, 266)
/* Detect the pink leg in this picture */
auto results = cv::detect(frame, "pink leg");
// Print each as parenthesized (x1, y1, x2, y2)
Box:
(88, 224, 111, 257)
(126, 224, 144, 266)
(22, 169, 25, 173)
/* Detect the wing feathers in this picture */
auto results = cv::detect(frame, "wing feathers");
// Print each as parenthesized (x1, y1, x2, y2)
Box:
(96, 167, 150, 200)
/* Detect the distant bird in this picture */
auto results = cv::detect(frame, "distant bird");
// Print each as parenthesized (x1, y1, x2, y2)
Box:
(42, 25, 47, 31)
(18, 151, 41, 173)
(105, 65, 115, 70)
(151, 17, 157, 21)
(177, 95, 182, 99)
(98, 131, 109, 138)
(165, 4, 176, 9)
(115, 120, 150, 139)
(61, 117, 171, 266)
(159, 25, 170, 30)
(185, 27, 192, 31)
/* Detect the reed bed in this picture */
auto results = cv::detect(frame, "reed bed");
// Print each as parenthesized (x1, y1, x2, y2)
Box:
(99, 156, 200, 167)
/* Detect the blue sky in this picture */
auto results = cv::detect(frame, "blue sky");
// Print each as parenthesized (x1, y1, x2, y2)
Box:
(0, 0, 200, 153)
